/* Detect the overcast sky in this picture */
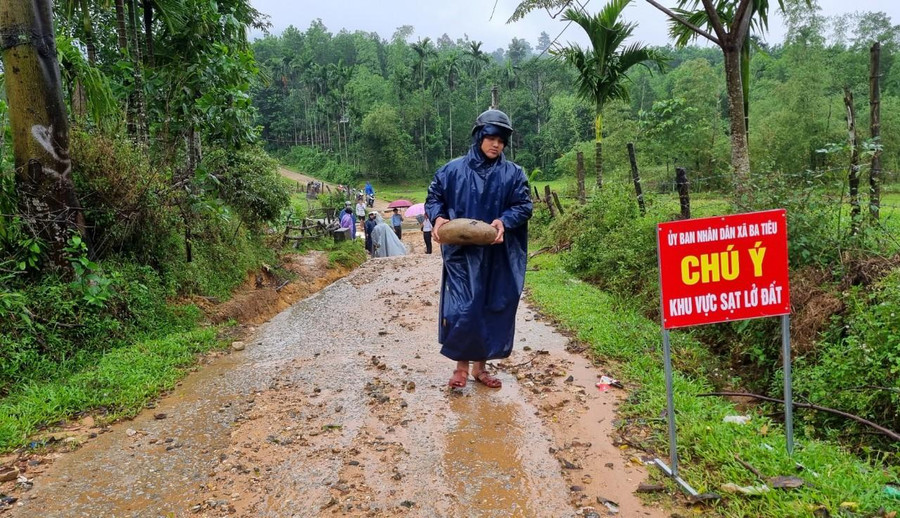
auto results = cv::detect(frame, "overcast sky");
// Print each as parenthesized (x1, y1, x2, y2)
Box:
(250, 0, 899, 52)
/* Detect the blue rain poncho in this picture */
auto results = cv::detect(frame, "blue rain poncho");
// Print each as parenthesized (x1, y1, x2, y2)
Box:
(425, 130, 533, 362)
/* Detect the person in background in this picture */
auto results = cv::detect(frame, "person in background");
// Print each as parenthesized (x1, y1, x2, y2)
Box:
(365, 181, 375, 207)
(339, 207, 355, 240)
(421, 214, 433, 254)
(355, 199, 367, 236)
(424, 109, 532, 389)
(338, 200, 351, 226)
(391, 208, 403, 240)
(364, 211, 378, 256)
(370, 212, 407, 257)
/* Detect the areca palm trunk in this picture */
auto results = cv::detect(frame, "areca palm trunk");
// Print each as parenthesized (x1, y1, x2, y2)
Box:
(114, 0, 127, 51)
(143, 0, 155, 67)
(126, 0, 148, 146)
(449, 104, 453, 157)
(741, 41, 750, 136)
(78, 0, 96, 63)
(595, 112, 603, 189)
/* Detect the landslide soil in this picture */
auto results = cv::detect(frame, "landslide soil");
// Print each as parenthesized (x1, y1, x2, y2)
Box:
(0, 172, 676, 518)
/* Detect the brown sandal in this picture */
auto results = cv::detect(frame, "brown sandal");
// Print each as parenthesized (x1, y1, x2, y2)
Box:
(473, 370, 502, 388)
(449, 368, 468, 388)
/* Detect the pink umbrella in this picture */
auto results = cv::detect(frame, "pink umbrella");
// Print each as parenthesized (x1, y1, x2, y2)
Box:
(404, 203, 425, 218)
(387, 199, 413, 209)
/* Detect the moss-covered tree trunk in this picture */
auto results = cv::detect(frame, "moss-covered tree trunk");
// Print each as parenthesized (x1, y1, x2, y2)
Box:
(0, 0, 84, 270)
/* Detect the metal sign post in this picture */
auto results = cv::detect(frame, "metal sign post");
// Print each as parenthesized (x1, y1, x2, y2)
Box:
(655, 209, 793, 494)
(655, 328, 698, 497)
(782, 314, 794, 454)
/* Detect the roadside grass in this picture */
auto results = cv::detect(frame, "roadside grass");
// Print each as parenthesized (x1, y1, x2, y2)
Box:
(0, 327, 222, 451)
(327, 239, 368, 268)
(525, 254, 899, 517)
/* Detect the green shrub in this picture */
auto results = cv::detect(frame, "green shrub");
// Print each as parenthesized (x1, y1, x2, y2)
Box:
(791, 269, 900, 447)
(202, 146, 290, 225)
(0, 259, 200, 395)
(561, 185, 663, 307)
(69, 130, 179, 260)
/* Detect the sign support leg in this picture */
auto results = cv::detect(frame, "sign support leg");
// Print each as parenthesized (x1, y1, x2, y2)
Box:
(662, 329, 678, 475)
(782, 314, 794, 455)
(653, 329, 698, 497)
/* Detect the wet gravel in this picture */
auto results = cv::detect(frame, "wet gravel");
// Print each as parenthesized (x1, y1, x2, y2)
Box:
(5, 251, 667, 518)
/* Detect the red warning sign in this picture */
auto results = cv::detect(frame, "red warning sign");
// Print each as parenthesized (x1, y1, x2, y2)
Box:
(657, 209, 791, 329)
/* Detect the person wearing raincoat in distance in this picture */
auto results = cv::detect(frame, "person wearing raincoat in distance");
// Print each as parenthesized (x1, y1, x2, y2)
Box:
(424, 109, 533, 389)
(370, 212, 407, 257)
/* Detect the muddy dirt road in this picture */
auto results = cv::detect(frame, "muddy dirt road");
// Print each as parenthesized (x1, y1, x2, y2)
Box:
(4, 247, 672, 517)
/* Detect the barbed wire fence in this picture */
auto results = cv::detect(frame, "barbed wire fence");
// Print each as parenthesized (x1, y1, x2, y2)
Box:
(532, 153, 900, 227)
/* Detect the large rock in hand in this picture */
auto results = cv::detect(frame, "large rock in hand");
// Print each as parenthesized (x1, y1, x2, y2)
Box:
(439, 218, 498, 245)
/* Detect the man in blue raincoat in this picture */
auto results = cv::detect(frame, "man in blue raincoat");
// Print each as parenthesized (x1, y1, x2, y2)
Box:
(425, 109, 533, 389)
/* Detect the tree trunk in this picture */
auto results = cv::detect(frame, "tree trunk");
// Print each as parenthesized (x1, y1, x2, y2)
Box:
(1, 0, 84, 270)
(126, 0, 148, 146)
(72, 77, 88, 121)
(627, 143, 646, 216)
(114, 0, 128, 51)
(594, 112, 603, 189)
(843, 87, 860, 231)
(869, 42, 881, 221)
(740, 40, 750, 136)
(723, 45, 751, 204)
(449, 104, 453, 158)
(576, 151, 585, 205)
(143, 0, 155, 67)
(78, 0, 96, 64)
(676, 167, 691, 220)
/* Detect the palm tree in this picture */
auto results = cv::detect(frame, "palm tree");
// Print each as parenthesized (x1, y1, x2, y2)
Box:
(644, 0, 801, 202)
(411, 38, 436, 172)
(665, 1, 777, 138)
(555, 0, 666, 188)
(465, 41, 490, 108)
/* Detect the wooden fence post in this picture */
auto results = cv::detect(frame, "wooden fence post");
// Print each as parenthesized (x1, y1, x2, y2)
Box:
(870, 42, 882, 220)
(844, 87, 861, 233)
(627, 143, 646, 216)
(576, 151, 586, 205)
(676, 167, 691, 220)
(552, 192, 564, 215)
(544, 185, 556, 218)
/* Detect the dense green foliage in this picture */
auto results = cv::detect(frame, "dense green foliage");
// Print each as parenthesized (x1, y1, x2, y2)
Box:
(252, 9, 900, 191)
(792, 270, 900, 441)
(0, 0, 298, 450)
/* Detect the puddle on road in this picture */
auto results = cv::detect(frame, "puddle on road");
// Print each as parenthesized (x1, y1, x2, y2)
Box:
(443, 385, 567, 518)
(444, 392, 533, 516)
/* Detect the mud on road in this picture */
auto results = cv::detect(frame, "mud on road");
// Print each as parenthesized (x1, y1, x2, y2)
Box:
(3, 247, 672, 517)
